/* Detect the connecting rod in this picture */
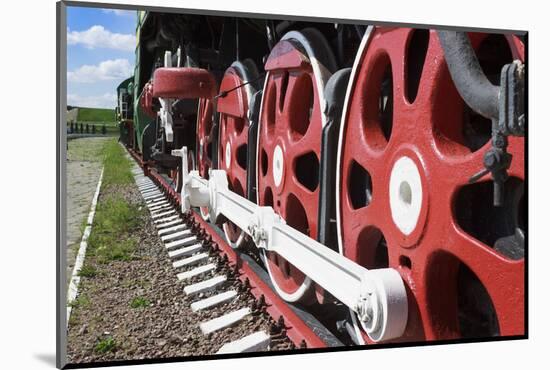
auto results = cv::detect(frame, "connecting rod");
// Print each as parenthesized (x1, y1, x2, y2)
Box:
(173, 146, 408, 342)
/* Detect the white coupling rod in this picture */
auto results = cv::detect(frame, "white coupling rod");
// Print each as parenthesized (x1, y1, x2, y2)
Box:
(172, 146, 408, 342)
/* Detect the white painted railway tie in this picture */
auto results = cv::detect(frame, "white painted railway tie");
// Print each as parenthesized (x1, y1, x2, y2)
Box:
(199, 308, 251, 335)
(152, 210, 176, 219)
(148, 199, 169, 207)
(145, 196, 165, 203)
(172, 252, 209, 269)
(146, 196, 166, 205)
(138, 180, 155, 185)
(158, 224, 186, 236)
(145, 195, 166, 206)
(156, 219, 182, 229)
(142, 188, 161, 194)
(165, 236, 198, 250)
(184, 275, 227, 296)
(216, 331, 271, 354)
(168, 243, 203, 258)
(177, 263, 216, 281)
(143, 191, 162, 199)
(139, 187, 156, 192)
(161, 229, 192, 242)
(148, 200, 167, 207)
(140, 184, 158, 191)
(148, 199, 169, 206)
(150, 205, 172, 214)
(149, 203, 170, 211)
(140, 189, 157, 195)
(148, 201, 169, 209)
(139, 185, 157, 191)
(152, 207, 176, 216)
(154, 214, 179, 224)
(148, 198, 168, 206)
(191, 290, 238, 312)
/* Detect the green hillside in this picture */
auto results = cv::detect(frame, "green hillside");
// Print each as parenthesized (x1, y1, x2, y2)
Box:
(77, 107, 116, 123)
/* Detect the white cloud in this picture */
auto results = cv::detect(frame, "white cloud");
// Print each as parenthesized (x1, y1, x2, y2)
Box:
(67, 92, 118, 109)
(102, 9, 135, 17)
(68, 59, 133, 83)
(67, 25, 135, 51)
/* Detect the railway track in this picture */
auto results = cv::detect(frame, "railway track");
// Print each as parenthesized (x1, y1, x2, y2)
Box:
(127, 148, 343, 353)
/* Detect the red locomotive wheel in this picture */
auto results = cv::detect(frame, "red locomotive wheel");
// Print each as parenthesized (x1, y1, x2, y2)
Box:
(196, 97, 215, 220)
(217, 60, 260, 248)
(257, 29, 337, 303)
(336, 28, 525, 343)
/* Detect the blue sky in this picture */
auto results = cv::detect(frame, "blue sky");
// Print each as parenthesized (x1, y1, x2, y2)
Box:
(67, 6, 137, 109)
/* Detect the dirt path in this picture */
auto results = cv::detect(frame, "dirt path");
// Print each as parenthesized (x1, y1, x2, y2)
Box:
(66, 137, 111, 287)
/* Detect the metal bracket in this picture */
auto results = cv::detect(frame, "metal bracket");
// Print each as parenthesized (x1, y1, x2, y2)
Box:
(469, 60, 525, 206)
(158, 51, 175, 143)
(172, 146, 408, 342)
(176, 46, 182, 67)
(499, 60, 525, 137)
(158, 101, 174, 142)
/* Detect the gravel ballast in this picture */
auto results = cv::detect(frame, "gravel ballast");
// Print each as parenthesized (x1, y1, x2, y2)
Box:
(67, 166, 293, 364)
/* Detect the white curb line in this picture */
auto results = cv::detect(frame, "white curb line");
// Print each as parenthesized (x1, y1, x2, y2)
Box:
(66, 167, 104, 328)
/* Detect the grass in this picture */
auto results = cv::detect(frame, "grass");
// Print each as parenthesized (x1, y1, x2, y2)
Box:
(67, 136, 110, 162)
(101, 139, 134, 186)
(77, 107, 116, 123)
(94, 336, 117, 354)
(78, 265, 97, 278)
(87, 196, 142, 263)
(93, 238, 137, 264)
(85, 138, 143, 263)
(130, 296, 151, 309)
(68, 294, 90, 309)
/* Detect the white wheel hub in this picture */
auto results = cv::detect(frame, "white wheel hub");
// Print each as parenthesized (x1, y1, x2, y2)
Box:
(272, 145, 284, 187)
(389, 156, 423, 235)
(225, 142, 231, 170)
